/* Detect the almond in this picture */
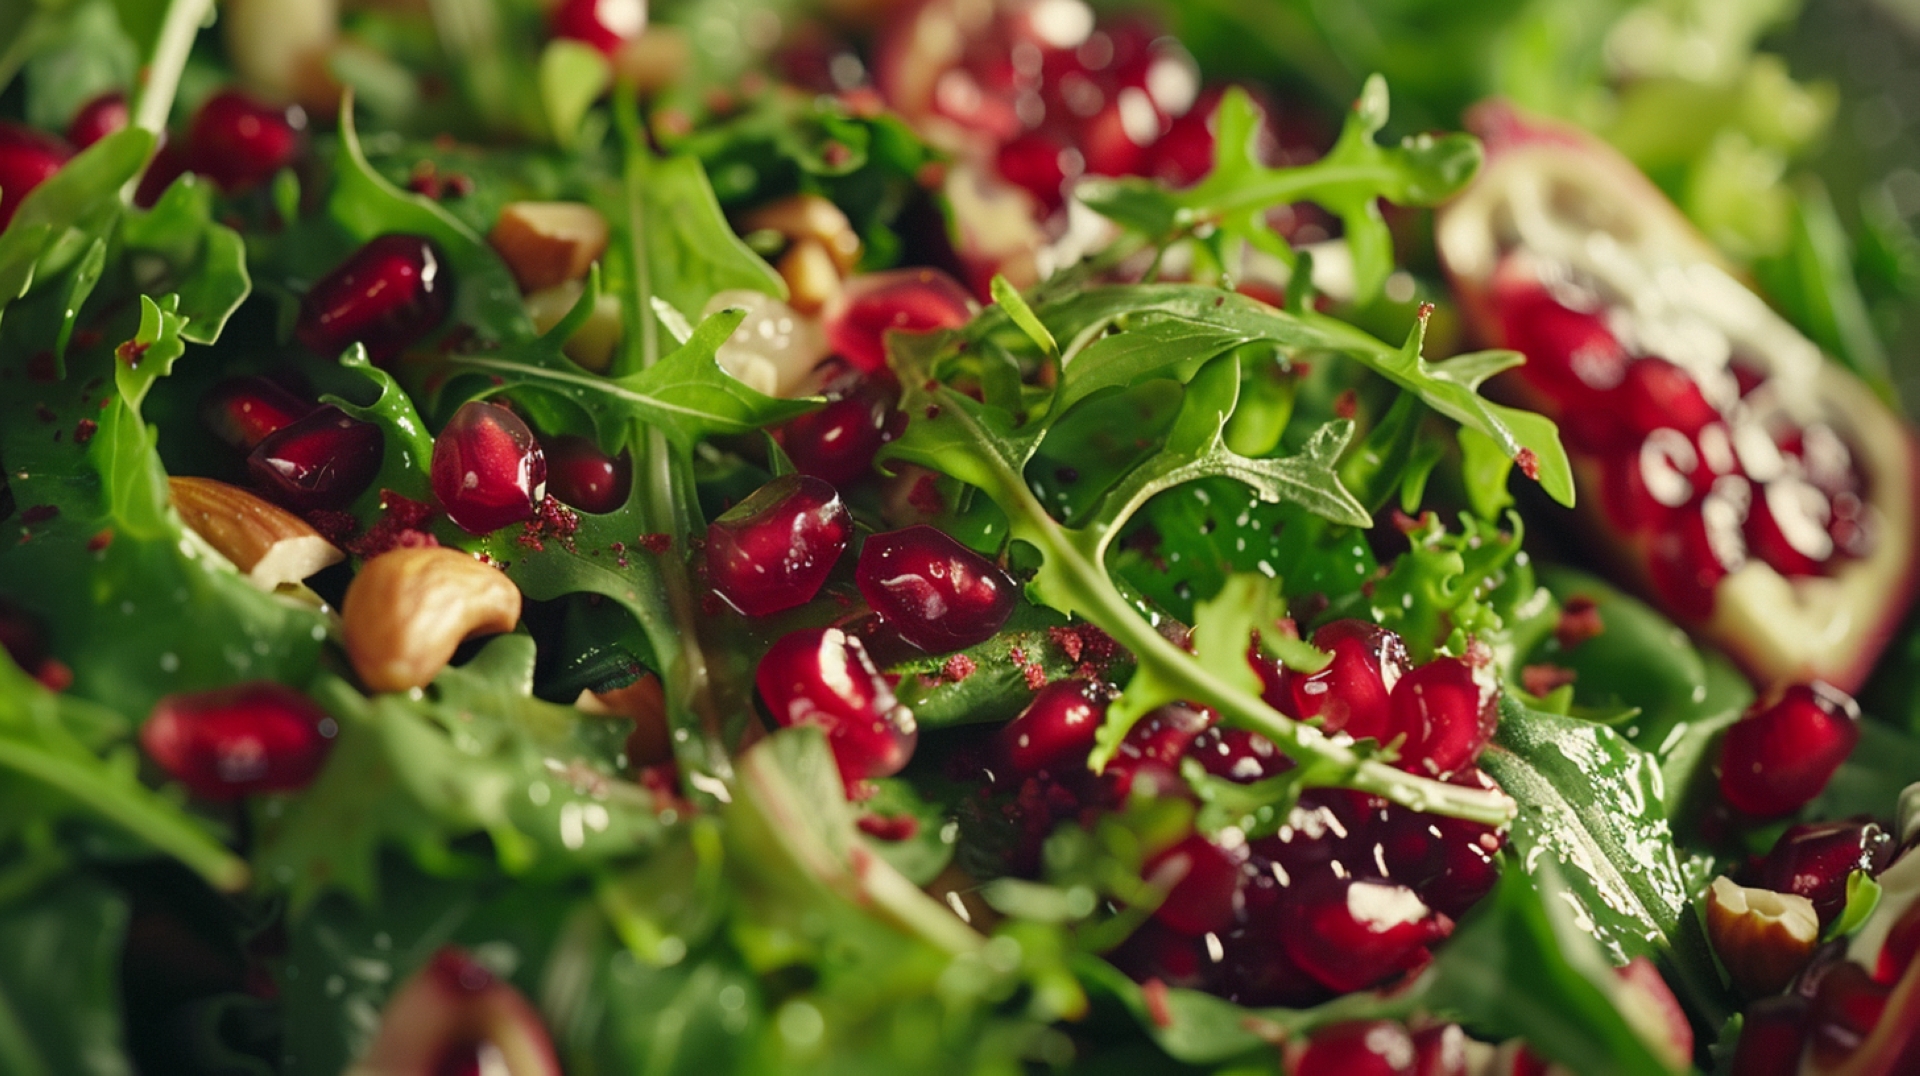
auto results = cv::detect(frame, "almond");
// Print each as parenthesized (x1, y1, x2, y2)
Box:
(778, 237, 843, 315)
(742, 193, 862, 274)
(1706, 875, 1820, 998)
(340, 547, 521, 692)
(490, 202, 609, 294)
(575, 673, 670, 767)
(169, 477, 343, 590)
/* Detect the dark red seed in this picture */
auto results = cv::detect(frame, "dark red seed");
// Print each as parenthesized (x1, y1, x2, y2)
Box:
(66, 92, 129, 150)
(542, 435, 631, 514)
(1375, 770, 1507, 919)
(133, 142, 191, 208)
(1730, 994, 1808, 1076)
(247, 405, 384, 512)
(201, 376, 316, 452)
(1496, 286, 1629, 420)
(1808, 961, 1890, 1068)
(140, 682, 337, 799)
(706, 474, 852, 617)
(855, 525, 1016, 653)
(1208, 918, 1330, 1008)
(1746, 478, 1837, 577)
(430, 1041, 495, 1076)
(1144, 834, 1246, 936)
(1253, 791, 1370, 891)
(1108, 919, 1215, 993)
(549, 0, 648, 54)
(1646, 506, 1736, 620)
(297, 234, 454, 364)
(1409, 1024, 1471, 1076)
(1290, 620, 1409, 741)
(1188, 726, 1288, 783)
(1100, 701, 1214, 800)
(1758, 820, 1894, 925)
(430, 402, 548, 534)
(1281, 877, 1450, 994)
(1295, 1021, 1417, 1076)
(0, 121, 72, 230)
(1876, 895, 1920, 983)
(755, 627, 917, 787)
(0, 598, 50, 676)
(998, 677, 1107, 779)
(778, 373, 900, 487)
(1719, 682, 1861, 818)
(824, 268, 975, 373)
(183, 89, 304, 193)
(1385, 656, 1499, 779)
(1618, 357, 1721, 437)
(994, 131, 1077, 212)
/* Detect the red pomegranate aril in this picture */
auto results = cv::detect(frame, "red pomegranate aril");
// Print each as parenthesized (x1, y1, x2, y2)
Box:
(1876, 897, 1920, 983)
(1295, 1021, 1417, 1076)
(1497, 289, 1629, 418)
(134, 142, 191, 209)
(1386, 656, 1499, 778)
(298, 234, 454, 364)
(141, 682, 337, 799)
(824, 268, 976, 373)
(183, 89, 304, 193)
(1189, 726, 1288, 783)
(1254, 791, 1367, 890)
(1146, 86, 1234, 188)
(431, 402, 548, 534)
(999, 677, 1107, 779)
(1747, 478, 1837, 577)
(1144, 834, 1246, 936)
(1109, 919, 1214, 992)
(201, 376, 316, 452)
(706, 474, 852, 617)
(1758, 820, 1894, 925)
(995, 131, 1077, 212)
(1281, 877, 1451, 994)
(1210, 918, 1330, 1008)
(1290, 620, 1409, 741)
(0, 122, 72, 231)
(1647, 507, 1734, 620)
(779, 373, 899, 487)
(247, 405, 384, 512)
(1619, 357, 1720, 437)
(548, 0, 647, 53)
(756, 627, 917, 787)
(1731, 995, 1808, 1076)
(855, 525, 1016, 653)
(66, 92, 129, 149)
(1719, 682, 1861, 818)
(542, 435, 631, 513)
(1809, 961, 1891, 1067)
(1410, 1024, 1472, 1076)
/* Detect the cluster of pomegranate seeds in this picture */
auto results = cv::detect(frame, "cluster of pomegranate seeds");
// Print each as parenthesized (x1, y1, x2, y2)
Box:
(541, 434, 631, 514)
(777, 370, 902, 486)
(855, 524, 1018, 653)
(755, 627, 918, 788)
(1495, 268, 1875, 618)
(1717, 681, 1861, 819)
(548, 0, 648, 54)
(706, 474, 852, 616)
(247, 405, 385, 512)
(140, 682, 337, 799)
(823, 268, 977, 373)
(430, 401, 548, 534)
(201, 376, 317, 452)
(0, 121, 72, 229)
(297, 234, 454, 364)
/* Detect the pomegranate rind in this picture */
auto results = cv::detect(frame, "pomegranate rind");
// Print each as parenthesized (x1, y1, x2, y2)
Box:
(1435, 104, 1920, 694)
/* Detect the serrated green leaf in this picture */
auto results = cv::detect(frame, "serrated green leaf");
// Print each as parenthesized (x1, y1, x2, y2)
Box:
(321, 346, 438, 515)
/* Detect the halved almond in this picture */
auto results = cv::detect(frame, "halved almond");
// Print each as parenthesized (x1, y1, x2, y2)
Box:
(1706, 875, 1820, 998)
(169, 477, 344, 590)
(490, 202, 609, 293)
(742, 194, 862, 274)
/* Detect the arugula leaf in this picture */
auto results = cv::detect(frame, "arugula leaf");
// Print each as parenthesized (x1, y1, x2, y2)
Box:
(0, 126, 155, 324)
(117, 176, 250, 345)
(19, 0, 137, 133)
(0, 874, 133, 1076)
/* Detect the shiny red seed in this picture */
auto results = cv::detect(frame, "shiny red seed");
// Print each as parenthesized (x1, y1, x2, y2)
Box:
(0, 121, 72, 230)
(1646, 506, 1735, 620)
(548, 0, 647, 53)
(995, 131, 1077, 212)
(133, 142, 191, 208)
(247, 405, 384, 512)
(1808, 961, 1889, 1068)
(855, 525, 1016, 653)
(756, 627, 917, 787)
(1252, 791, 1369, 891)
(1374, 770, 1507, 919)
(1618, 357, 1721, 437)
(824, 268, 976, 373)
(1295, 1021, 1417, 1076)
(1758, 820, 1894, 925)
(1290, 620, 1409, 741)
(1409, 1024, 1471, 1076)
(1876, 896, 1920, 983)
(141, 682, 337, 799)
(543, 435, 631, 514)
(1719, 682, 1861, 818)
(778, 373, 900, 487)
(1729, 995, 1808, 1076)
(1281, 877, 1450, 994)
(998, 677, 1107, 779)
(201, 376, 317, 452)
(706, 474, 852, 617)
(1145, 833, 1246, 936)
(1497, 289, 1629, 416)
(431, 402, 548, 535)
(1188, 726, 1289, 783)
(1385, 656, 1499, 779)
(1102, 702, 1215, 802)
(66, 92, 129, 150)
(297, 234, 454, 364)
(183, 89, 304, 193)
(1746, 478, 1837, 577)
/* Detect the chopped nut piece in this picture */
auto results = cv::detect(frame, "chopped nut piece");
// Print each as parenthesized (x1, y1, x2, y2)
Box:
(341, 547, 521, 692)
(1706, 875, 1820, 998)
(779, 237, 843, 315)
(490, 202, 609, 293)
(169, 476, 343, 590)
(742, 193, 862, 274)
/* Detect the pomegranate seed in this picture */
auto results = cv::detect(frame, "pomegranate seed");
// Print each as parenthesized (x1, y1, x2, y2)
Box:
(1374, 771, 1506, 919)
(201, 376, 316, 452)
(755, 627, 917, 787)
(0, 598, 50, 676)
(430, 402, 548, 534)
(1730, 995, 1808, 1076)
(1102, 702, 1214, 802)
(134, 142, 191, 208)
(855, 525, 1016, 653)
(1758, 820, 1894, 925)
(141, 682, 337, 799)
(1719, 682, 1861, 818)
(1188, 727, 1289, 783)
(1144, 834, 1246, 936)
(1385, 655, 1499, 778)
(183, 89, 304, 193)
(1618, 357, 1721, 437)
(1497, 289, 1629, 411)
(1295, 1021, 1417, 1076)
(999, 678, 1108, 779)
(65, 92, 129, 150)
(1409, 1024, 1472, 1076)
(778, 372, 900, 487)
(542, 435, 631, 513)
(824, 268, 976, 373)
(297, 234, 454, 364)
(1646, 507, 1735, 620)
(1108, 919, 1215, 993)
(1808, 961, 1889, 1067)
(247, 405, 384, 512)
(1747, 478, 1837, 577)
(1281, 877, 1451, 993)
(706, 474, 852, 617)
(0, 121, 71, 230)
(1208, 918, 1330, 1008)
(1290, 620, 1409, 741)
(995, 131, 1078, 212)
(1876, 896, 1920, 983)
(548, 0, 647, 53)
(1146, 86, 1237, 188)
(1254, 791, 1369, 891)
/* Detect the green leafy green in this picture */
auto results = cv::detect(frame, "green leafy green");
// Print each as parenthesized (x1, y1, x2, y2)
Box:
(0, 875, 134, 1076)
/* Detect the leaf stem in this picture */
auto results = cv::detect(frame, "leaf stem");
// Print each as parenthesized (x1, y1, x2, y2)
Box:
(132, 0, 214, 138)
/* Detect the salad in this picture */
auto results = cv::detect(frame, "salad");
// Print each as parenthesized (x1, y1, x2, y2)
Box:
(2, 0, 1919, 1073)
